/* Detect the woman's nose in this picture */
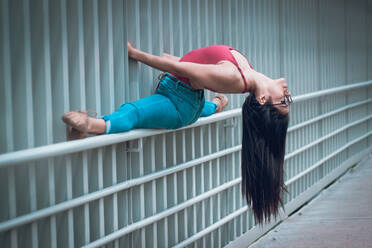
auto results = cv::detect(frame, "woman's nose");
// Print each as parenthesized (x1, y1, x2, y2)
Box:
(282, 79, 288, 88)
(278, 78, 288, 90)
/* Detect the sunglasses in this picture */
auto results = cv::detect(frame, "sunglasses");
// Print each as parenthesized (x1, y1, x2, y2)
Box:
(272, 95, 293, 106)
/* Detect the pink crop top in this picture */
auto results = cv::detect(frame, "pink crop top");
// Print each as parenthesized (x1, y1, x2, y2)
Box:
(174, 45, 253, 93)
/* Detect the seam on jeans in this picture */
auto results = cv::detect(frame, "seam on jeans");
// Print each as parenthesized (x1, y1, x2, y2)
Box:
(157, 81, 203, 127)
(190, 97, 205, 125)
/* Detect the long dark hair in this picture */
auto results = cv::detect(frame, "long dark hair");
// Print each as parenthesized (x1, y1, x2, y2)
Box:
(241, 94, 289, 224)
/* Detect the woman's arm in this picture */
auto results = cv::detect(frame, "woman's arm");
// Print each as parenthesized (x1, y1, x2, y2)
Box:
(128, 42, 182, 75)
(162, 53, 181, 62)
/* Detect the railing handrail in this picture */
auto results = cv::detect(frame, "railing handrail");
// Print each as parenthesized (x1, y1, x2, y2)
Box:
(0, 80, 371, 167)
(293, 80, 372, 102)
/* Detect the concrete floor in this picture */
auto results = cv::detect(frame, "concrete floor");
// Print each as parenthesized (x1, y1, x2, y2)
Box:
(249, 155, 372, 248)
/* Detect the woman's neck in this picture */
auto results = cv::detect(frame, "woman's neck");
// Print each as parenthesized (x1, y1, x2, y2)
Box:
(244, 69, 271, 95)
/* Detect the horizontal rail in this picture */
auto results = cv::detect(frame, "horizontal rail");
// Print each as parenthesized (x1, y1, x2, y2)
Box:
(0, 110, 240, 167)
(0, 80, 371, 167)
(292, 80, 372, 103)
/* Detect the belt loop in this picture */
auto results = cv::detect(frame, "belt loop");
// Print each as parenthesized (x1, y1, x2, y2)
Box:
(154, 73, 164, 93)
(158, 73, 164, 81)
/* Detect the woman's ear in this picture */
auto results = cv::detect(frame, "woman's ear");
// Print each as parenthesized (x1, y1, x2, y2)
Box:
(257, 94, 266, 105)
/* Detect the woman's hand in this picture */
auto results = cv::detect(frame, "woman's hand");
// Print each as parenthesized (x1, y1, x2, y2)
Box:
(127, 42, 137, 59)
(125, 42, 181, 76)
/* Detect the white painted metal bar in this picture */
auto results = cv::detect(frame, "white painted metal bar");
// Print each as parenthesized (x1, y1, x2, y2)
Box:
(42, 0, 53, 144)
(172, 133, 179, 244)
(191, 128, 197, 243)
(0, 111, 239, 166)
(48, 158, 57, 248)
(139, 139, 145, 247)
(92, 0, 101, 114)
(44, 0, 58, 236)
(207, 124, 213, 247)
(111, 144, 119, 248)
(23, 1, 36, 248)
(98, 148, 105, 238)
(216, 122, 222, 246)
(8, 167, 17, 248)
(23, 0, 34, 150)
(200, 126, 206, 247)
(150, 136, 157, 248)
(181, 130, 188, 241)
(82, 151, 90, 244)
(77, 0, 86, 109)
(29, 163, 38, 248)
(232, 120, 237, 240)
(162, 134, 168, 247)
(108, 0, 117, 111)
(293, 80, 372, 102)
(60, 0, 69, 114)
(65, 155, 74, 248)
(1, 0, 14, 152)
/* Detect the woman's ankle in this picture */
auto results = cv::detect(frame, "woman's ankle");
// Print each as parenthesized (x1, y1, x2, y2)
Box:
(87, 118, 106, 134)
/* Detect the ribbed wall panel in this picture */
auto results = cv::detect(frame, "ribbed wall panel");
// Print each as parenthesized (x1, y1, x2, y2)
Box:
(1, 0, 372, 247)
(368, 0, 372, 147)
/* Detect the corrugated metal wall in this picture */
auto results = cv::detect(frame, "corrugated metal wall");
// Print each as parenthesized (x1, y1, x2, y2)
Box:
(0, 0, 371, 247)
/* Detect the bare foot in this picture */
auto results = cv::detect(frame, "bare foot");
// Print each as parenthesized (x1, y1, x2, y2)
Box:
(212, 94, 229, 113)
(62, 111, 106, 139)
(66, 127, 87, 140)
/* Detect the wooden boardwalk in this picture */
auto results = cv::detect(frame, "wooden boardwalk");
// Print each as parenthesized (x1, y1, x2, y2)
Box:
(249, 155, 372, 248)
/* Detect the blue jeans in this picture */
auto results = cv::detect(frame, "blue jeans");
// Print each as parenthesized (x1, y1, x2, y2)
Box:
(102, 73, 217, 134)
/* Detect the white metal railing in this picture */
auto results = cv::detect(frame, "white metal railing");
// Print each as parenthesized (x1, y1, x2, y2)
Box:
(1, 81, 371, 231)
(0, 80, 371, 248)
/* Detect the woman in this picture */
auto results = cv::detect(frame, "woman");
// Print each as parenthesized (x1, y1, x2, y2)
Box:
(62, 43, 292, 224)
